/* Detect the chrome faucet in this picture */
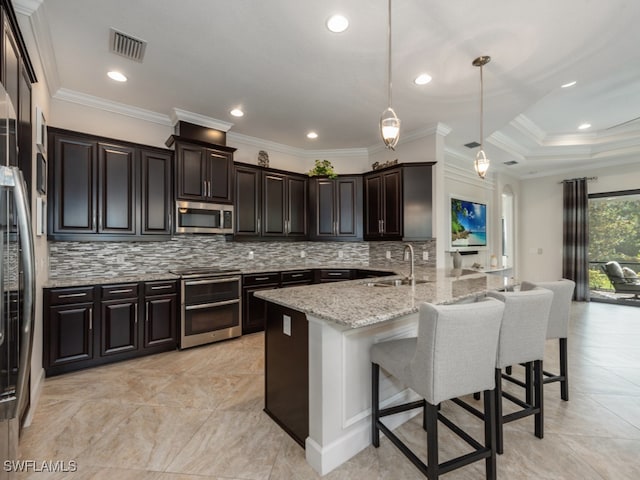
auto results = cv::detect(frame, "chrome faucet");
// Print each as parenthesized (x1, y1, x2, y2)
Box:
(403, 244, 415, 287)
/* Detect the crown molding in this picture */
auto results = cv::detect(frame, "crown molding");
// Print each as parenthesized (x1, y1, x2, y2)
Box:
(511, 114, 547, 144)
(487, 131, 528, 160)
(367, 123, 450, 155)
(53, 88, 173, 126)
(170, 108, 234, 131)
(12, 0, 43, 16)
(443, 152, 496, 189)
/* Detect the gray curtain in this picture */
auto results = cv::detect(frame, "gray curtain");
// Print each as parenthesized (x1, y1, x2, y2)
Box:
(562, 178, 589, 301)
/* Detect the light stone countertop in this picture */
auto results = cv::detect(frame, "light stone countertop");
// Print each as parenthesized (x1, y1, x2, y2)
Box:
(44, 272, 181, 288)
(254, 267, 513, 329)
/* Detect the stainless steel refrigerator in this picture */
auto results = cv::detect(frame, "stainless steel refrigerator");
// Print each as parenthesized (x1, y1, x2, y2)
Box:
(0, 84, 36, 477)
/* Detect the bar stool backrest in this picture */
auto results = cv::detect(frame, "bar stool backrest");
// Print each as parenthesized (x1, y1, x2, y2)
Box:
(486, 288, 553, 369)
(520, 279, 575, 339)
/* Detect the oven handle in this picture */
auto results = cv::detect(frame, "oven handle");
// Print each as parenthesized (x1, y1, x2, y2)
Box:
(184, 277, 241, 286)
(185, 299, 240, 310)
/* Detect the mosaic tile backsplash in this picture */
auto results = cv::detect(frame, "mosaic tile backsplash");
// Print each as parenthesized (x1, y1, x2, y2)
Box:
(48, 236, 436, 280)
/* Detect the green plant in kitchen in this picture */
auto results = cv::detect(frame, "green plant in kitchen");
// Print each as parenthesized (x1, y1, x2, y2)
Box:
(308, 159, 337, 179)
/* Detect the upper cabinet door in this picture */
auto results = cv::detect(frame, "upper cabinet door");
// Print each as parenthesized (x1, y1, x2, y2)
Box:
(364, 174, 382, 239)
(262, 172, 286, 236)
(50, 134, 98, 234)
(336, 177, 361, 238)
(286, 175, 307, 237)
(140, 149, 172, 235)
(234, 165, 261, 236)
(176, 143, 207, 200)
(98, 143, 136, 235)
(309, 176, 362, 241)
(381, 168, 402, 239)
(207, 149, 233, 203)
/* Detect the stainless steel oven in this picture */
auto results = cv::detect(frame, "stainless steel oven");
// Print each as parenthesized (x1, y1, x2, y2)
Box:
(171, 268, 242, 348)
(175, 201, 233, 234)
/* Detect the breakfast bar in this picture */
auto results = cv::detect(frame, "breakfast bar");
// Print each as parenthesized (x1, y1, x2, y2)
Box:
(256, 268, 512, 475)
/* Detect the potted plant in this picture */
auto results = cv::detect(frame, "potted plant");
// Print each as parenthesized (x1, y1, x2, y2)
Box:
(308, 159, 337, 179)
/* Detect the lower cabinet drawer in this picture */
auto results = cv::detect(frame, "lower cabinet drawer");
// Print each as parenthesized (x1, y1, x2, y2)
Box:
(281, 270, 313, 285)
(48, 286, 94, 305)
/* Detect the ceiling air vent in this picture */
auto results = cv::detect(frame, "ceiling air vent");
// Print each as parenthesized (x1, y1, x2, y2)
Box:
(464, 141, 481, 149)
(109, 28, 147, 62)
(504, 160, 518, 166)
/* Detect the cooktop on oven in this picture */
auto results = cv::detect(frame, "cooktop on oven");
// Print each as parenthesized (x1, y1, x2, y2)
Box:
(171, 267, 242, 349)
(170, 267, 241, 278)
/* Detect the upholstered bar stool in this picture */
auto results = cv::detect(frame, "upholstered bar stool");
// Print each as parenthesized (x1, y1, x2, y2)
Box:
(520, 279, 575, 401)
(371, 297, 505, 479)
(453, 288, 553, 454)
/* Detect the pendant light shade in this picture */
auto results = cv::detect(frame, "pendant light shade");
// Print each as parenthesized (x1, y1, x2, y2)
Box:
(380, 107, 400, 149)
(473, 55, 491, 179)
(380, 0, 400, 150)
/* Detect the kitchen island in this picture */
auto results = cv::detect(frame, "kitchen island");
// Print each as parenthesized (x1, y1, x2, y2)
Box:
(255, 268, 512, 475)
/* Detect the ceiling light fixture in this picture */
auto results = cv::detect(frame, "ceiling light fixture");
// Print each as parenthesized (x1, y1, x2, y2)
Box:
(380, 0, 400, 150)
(472, 55, 491, 179)
(230, 108, 244, 117)
(306, 132, 318, 139)
(578, 123, 591, 130)
(414, 73, 432, 85)
(107, 70, 127, 82)
(561, 81, 577, 88)
(327, 14, 349, 33)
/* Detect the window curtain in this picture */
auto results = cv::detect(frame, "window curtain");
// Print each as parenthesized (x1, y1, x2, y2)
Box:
(562, 178, 589, 301)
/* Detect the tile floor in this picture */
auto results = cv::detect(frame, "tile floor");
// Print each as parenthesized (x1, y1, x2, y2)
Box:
(17, 301, 640, 479)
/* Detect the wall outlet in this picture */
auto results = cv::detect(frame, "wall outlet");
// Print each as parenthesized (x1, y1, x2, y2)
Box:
(300, 250, 306, 258)
(385, 251, 391, 259)
(283, 315, 291, 336)
(248, 251, 254, 260)
(338, 250, 344, 259)
(116, 254, 125, 264)
(423, 251, 429, 261)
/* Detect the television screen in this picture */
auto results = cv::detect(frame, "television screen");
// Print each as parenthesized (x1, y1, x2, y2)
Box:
(451, 197, 487, 247)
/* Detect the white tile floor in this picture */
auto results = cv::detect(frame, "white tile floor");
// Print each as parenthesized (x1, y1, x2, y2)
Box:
(17, 301, 640, 479)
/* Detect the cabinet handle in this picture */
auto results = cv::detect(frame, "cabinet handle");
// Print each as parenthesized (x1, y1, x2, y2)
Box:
(134, 303, 138, 325)
(207, 181, 211, 197)
(150, 285, 173, 290)
(203, 180, 207, 197)
(145, 301, 149, 323)
(291, 273, 303, 278)
(334, 221, 338, 236)
(378, 220, 382, 233)
(108, 289, 134, 294)
(381, 219, 385, 233)
(89, 307, 93, 330)
(254, 277, 271, 281)
(257, 218, 261, 234)
(328, 272, 343, 276)
(58, 292, 87, 299)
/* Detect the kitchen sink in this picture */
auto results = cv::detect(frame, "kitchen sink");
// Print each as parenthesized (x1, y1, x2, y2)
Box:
(364, 278, 431, 287)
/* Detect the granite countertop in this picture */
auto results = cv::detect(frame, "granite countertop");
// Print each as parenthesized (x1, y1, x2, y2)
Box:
(45, 272, 181, 288)
(254, 267, 512, 329)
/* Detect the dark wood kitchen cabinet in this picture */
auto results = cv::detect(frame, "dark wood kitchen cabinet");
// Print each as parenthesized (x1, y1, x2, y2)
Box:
(364, 162, 435, 241)
(174, 140, 235, 203)
(48, 128, 174, 240)
(234, 163, 307, 239)
(242, 272, 281, 334)
(143, 280, 177, 348)
(44, 279, 178, 376)
(44, 287, 96, 369)
(308, 176, 362, 241)
(100, 284, 139, 357)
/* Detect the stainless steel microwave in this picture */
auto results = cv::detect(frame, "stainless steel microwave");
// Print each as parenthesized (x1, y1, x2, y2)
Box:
(175, 201, 234, 234)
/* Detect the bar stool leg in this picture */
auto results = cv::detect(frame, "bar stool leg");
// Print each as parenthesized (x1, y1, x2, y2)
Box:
(484, 389, 497, 480)
(560, 338, 569, 401)
(534, 360, 544, 439)
(372, 362, 380, 447)
(425, 402, 439, 479)
(494, 368, 504, 455)
(525, 361, 533, 405)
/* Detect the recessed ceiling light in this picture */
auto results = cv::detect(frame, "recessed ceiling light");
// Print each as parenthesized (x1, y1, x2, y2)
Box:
(107, 71, 127, 82)
(306, 132, 318, 139)
(561, 81, 577, 88)
(578, 123, 591, 130)
(230, 108, 244, 117)
(414, 73, 432, 85)
(326, 14, 349, 33)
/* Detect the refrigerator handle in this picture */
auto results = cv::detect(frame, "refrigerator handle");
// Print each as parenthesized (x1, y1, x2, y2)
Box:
(11, 167, 36, 417)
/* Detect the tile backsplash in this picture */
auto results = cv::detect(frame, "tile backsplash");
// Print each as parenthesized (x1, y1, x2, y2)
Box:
(48, 236, 437, 279)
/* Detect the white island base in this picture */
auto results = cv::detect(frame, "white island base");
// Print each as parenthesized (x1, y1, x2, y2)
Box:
(305, 311, 422, 476)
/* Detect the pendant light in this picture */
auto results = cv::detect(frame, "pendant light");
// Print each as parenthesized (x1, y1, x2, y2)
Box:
(380, 0, 400, 150)
(473, 55, 491, 179)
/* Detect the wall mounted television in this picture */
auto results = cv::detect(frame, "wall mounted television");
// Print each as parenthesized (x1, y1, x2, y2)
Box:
(450, 196, 487, 250)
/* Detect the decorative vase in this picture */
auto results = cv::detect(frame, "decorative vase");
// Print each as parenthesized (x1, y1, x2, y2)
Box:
(258, 150, 269, 167)
(452, 250, 462, 269)
(490, 254, 498, 268)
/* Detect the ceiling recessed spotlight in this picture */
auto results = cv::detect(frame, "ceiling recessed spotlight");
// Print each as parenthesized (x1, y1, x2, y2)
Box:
(107, 71, 127, 82)
(230, 108, 244, 117)
(578, 123, 591, 130)
(414, 73, 432, 85)
(561, 81, 577, 88)
(306, 132, 318, 139)
(326, 14, 349, 33)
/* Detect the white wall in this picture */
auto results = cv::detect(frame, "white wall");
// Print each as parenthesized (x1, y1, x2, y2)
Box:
(519, 161, 640, 282)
